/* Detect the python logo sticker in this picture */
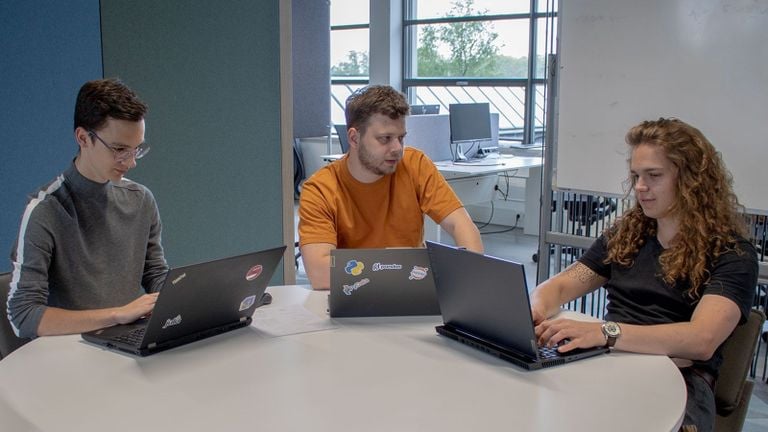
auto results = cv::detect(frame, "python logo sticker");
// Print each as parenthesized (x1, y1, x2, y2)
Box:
(343, 278, 370, 295)
(344, 259, 365, 276)
(409, 266, 429, 280)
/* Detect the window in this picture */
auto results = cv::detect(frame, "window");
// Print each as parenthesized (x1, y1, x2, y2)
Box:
(330, 0, 370, 125)
(403, 0, 557, 144)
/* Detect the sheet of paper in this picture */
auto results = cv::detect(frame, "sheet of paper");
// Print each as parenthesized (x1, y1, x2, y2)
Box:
(250, 304, 337, 337)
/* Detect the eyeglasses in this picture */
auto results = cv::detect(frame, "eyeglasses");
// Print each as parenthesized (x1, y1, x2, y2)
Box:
(88, 130, 150, 161)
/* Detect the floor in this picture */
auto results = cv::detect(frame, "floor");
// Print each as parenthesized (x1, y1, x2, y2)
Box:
(293, 213, 768, 429)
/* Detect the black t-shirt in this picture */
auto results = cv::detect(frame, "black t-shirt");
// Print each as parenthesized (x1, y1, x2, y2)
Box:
(578, 234, 757, 376)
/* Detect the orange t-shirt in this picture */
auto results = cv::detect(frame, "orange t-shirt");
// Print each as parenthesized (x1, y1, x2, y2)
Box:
(298, 147, 463, 248)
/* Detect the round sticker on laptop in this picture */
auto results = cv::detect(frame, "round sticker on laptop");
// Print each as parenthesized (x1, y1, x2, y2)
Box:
(409, 266, 429, 280)
(245, 264, 263, 281)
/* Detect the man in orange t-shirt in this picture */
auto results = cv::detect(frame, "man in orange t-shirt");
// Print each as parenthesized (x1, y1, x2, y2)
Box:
(298, 85, 483, 289)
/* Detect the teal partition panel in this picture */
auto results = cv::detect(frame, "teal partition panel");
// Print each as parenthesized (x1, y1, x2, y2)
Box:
(100, 0, 285, 281)
(0, 0, 103, 272)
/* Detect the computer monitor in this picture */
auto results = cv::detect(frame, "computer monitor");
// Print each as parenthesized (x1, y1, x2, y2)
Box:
(411, 104, 440, 115)
(333, 124, 350, 153)
(449, 103, 493, 160)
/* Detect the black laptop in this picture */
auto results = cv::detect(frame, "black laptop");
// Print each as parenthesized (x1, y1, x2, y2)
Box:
(82, 245, 286, 356)
(328, 248, 440, 317)
(425, 241, 608, 370)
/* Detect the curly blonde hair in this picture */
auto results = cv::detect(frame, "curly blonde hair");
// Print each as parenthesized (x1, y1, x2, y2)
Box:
(605, 118, 747, 298)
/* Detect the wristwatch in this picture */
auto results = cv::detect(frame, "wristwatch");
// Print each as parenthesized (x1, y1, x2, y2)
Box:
(601, 321, 622, 348)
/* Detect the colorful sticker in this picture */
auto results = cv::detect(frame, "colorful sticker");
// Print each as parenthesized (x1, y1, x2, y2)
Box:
(409, 266, 429, 280)
(372, 262, 403, 271)
(344, 259, 365, 276)
(342, 278, 370, 295)
(239, 295, 257, 311)
(245, 264, 263, 281)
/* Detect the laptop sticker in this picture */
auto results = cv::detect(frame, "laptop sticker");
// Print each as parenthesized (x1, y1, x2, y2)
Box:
(239, 295, 257, 311)
(172, 273, 186, 285)
(372, 262, 403, 271)
(245, 264, 263, 281)
(343, 278, 370, 295)
(344, 260, 365, 276)
(409, 266, 429, 280)
(162, 314, 182, 329)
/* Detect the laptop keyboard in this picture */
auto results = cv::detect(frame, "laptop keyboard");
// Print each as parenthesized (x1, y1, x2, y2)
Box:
(112, 327, 146, 346)
(538, 345, 563, 359)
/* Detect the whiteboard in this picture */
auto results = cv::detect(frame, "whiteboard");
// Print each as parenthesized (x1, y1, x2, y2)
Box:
(555, 0, 768, 212)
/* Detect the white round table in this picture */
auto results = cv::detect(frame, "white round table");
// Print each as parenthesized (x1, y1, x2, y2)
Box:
(0, 285, 686, 432)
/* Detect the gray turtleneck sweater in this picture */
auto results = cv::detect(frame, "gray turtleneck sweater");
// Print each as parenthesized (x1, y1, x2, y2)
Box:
(8, 162, 169, 338)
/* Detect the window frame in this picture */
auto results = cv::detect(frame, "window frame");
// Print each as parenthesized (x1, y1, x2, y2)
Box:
(401, 0, 556, 144)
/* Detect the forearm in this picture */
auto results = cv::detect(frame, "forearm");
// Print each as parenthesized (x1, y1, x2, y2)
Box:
(539, 295, 741, 360)
(451, 223, 483, 253)
(35, 292, 159, 337)
(300, 243, 334, 290)
(305, 262, 331, 290)
(439, 208, 483, 253)
(537, 262, 608, 314)
(537, 318, 721, 360)
(36, 306, 120, 336)
(615, 321, 727, 361)
(529, 281, 566, 319)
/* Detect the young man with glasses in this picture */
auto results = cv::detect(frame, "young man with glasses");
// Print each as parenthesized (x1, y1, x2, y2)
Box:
(7, 78, 169, 338)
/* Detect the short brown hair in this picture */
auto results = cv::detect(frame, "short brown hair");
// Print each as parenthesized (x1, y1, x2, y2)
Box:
(74, 78, 148, 131)
(344, 85, 409, 135)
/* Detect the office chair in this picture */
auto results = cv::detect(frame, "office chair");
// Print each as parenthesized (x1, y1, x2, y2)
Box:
(532, 195, 618, 262)
(333, 124, 350, 153)
(293, 138, 305, 199)
(0, 272, 30, 360)
(713, 309, 765, 432)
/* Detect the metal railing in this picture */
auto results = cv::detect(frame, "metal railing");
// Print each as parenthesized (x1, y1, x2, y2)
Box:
(330, 83, 547, 139)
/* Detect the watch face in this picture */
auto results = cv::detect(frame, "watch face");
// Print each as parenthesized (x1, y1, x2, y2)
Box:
(604, 321, 621, 337)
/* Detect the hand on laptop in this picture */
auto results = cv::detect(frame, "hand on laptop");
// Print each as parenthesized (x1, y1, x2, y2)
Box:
(530, 305, 547, 326)
(112, 292, 159, 325)
(534, 318, 604, 353)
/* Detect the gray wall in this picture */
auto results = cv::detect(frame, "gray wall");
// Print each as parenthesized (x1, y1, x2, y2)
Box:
(100, 0, 286, 280)
(292, 0, 330, 138)
(0, 0, 103, 273)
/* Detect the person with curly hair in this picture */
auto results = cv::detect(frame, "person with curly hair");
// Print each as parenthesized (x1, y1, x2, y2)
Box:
(530, 118, 757, 432)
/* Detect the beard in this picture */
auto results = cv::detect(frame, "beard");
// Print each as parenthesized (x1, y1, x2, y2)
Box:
(358, 141, 402, 176)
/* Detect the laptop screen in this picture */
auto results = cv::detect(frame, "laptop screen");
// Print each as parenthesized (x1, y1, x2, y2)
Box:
(426, 241, 540, 359)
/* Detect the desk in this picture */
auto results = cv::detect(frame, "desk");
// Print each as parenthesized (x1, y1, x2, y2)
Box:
(431, 155, 543, 237)
(0, 285, 685, 432)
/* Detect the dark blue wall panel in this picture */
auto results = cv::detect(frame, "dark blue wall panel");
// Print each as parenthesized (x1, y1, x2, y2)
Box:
(292, 0, 330, 138)
(100, 0, 285, 281)
(0, 0, 103, 272)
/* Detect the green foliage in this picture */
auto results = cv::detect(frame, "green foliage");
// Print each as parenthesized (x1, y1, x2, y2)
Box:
(331, 50, 369, 77)
(329, 0, 540, 79)
(416, 0, 528, 78)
